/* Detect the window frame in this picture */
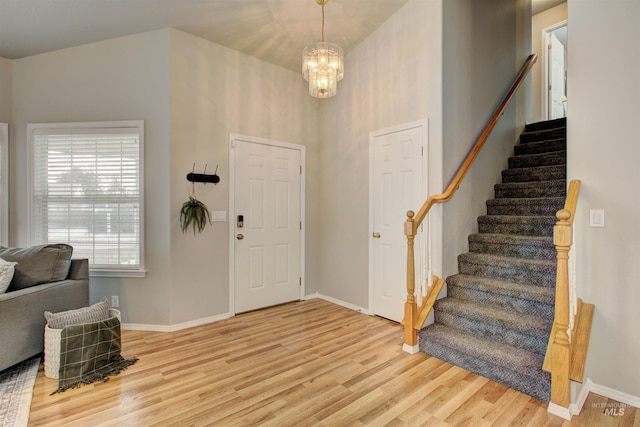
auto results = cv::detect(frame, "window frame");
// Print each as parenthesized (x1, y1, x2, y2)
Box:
(28, 121, 146, 278)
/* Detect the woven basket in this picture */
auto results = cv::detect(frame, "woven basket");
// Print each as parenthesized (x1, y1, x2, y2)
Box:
(44, 308, 121, 379)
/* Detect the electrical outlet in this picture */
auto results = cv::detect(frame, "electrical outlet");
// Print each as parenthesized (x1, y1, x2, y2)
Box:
(111, 295, 119, 308)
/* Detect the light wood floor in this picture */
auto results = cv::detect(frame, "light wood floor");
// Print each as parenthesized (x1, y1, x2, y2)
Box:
(29, 299, 637, 426)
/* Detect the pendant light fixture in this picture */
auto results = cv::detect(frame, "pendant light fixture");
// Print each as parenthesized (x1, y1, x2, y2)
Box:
(302, 0, 344, 98)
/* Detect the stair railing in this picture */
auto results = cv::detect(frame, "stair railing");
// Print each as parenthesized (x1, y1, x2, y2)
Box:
(402, 53, 538, 352)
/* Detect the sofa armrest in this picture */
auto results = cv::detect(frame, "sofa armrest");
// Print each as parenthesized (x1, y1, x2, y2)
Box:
(67, 259, 89, 280)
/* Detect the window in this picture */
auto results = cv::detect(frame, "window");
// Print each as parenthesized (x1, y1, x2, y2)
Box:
(0, 123, 7, 246)
(29, 121, 145, 277)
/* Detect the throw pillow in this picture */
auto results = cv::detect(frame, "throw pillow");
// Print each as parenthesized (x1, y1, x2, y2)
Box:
(0, 243, 73, 291)
(0, 257, 18, 293)
(45, 297, 110, 329)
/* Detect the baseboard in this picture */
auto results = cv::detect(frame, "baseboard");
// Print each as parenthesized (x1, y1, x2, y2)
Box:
(122, 312, 232, 332)
(304, 292, 370, 315)
(589, 379, 640, 408)
(122, 294, 372, 332)
(549, 377, 640, 420)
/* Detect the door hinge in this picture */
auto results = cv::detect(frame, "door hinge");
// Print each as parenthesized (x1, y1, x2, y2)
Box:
(300, 165, 302, 174)
(421, 146, 424, 156)
(299, 277, 302, 287)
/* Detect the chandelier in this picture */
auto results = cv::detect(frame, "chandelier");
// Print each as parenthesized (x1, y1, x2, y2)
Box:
(302, 0, 344, 98)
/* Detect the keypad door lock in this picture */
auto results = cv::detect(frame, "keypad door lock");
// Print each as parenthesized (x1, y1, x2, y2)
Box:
(237, 215, 244, 228)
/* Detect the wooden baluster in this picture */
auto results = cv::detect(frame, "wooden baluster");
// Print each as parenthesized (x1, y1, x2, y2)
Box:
(551, 209, 572, 407)
(404, 211, 418, 351)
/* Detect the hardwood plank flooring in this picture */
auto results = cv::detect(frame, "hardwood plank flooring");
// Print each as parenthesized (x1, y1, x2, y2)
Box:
(28, 299, 637, 426)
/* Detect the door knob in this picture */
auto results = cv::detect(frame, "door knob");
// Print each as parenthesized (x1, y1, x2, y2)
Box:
(236, 234, 244, 240)
(372, 232, 381, 238)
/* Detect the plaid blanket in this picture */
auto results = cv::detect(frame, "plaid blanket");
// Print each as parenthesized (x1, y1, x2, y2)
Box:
(53, 315, 138, 394)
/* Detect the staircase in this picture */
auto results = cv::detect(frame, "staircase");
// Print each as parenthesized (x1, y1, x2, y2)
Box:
(418, 117, 567, 402)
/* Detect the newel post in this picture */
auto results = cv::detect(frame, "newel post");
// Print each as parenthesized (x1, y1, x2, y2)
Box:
(551, 209, 572, 407)
(404, 211, 418, 349)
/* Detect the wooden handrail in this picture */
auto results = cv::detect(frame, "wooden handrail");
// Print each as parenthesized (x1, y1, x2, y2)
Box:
(409, 53, 538, 232)
(402, 54, 538, 351)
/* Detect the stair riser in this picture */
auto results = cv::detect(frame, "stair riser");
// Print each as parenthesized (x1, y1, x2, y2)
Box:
(508, 151, 566, 169)
(458, 258, 556, 288)
(514, 138, 566, 156)
(525, 118, 566, 133)
(468, 240, 556, 261)
(478, 217, 556, 237)
(486, 200, 564, 216)
(418, 338, 550, 401)
(502, 166, 566, 183)
(520, 127, 566, 143)
(448, 285, 555, 319)
(494, 182, 566, 198)
(434, 309, 549, 355)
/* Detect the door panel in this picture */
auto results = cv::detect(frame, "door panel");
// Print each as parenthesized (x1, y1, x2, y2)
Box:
(371, 125, 424, 322)
(234, 140, 301, 313)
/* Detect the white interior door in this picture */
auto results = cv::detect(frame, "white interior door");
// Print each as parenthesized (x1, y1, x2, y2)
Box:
(549, 32, 566, 119)
(370, 123, 425, 323)
(232, 137, 302, 313)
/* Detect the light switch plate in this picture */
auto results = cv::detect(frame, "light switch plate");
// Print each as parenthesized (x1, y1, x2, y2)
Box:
(589, 209, 605, 227)
(211, 211, 227, 222)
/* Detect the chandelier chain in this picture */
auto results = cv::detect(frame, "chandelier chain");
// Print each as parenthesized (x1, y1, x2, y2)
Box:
(321, 4, 325, 42)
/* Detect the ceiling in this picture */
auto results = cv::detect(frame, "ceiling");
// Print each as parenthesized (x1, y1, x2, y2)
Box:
(0, 0, 565, 72)
(0, 0, 409, 72)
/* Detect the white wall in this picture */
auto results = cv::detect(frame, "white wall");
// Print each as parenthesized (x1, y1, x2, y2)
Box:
(168, 29, 319, 324)
(441, 0, 529, 277)
(532, 2, 567, 123)
(11, 30, 174, 325)
(316, 0, 443, 308)
(568, 0, 640, 399)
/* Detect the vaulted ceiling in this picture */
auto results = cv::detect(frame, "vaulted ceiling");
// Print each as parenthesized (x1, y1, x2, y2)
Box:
(0, 0, 565, 71)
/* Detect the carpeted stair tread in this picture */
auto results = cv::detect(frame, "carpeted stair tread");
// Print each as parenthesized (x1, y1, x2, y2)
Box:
(419, 117, 564, 402)
(514, 138, 566, 156)
(434, 298, 551, 355)
(468, 233, 555, 260)
(525, 118, 566, 132)
(478, 215, 556, 236)
(508, 151, 566, 169)
(520, 127, 566, 144)
(486, 197, 565, 216)
(458, 252, 556, 287)
(494, 180, 566, 199)
(502, 165, 566, 183)
(419, 324, 550, 401)
(447, 274, 555, 319)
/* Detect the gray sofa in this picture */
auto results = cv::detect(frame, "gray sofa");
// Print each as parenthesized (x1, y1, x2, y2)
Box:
(0, 244, 89, 372)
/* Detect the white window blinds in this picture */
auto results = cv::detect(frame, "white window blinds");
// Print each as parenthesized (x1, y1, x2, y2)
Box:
(30, 122, 144, 276)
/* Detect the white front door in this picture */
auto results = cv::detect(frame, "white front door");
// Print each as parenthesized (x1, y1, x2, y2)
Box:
(231, 136, 303, 313)
(370, 122, 426, 323)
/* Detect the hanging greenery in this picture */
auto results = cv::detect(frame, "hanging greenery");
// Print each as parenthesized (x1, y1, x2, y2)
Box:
(180, 195, 212, 234)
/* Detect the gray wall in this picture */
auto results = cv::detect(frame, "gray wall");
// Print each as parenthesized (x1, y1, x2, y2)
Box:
(8, 29, 319, 326)
(10, 30, 174, 325)
(316, 0, 444, 308)
(0, 58, 10, 122)
(441, 0, 530, 278)
(568, 0, 640, 399)
(168, 29, 320, 324)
